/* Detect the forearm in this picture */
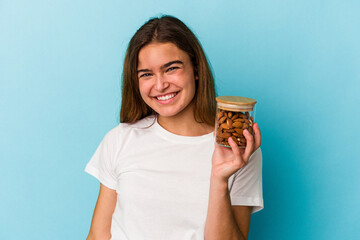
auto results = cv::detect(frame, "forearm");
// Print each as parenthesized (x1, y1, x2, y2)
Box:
(204, 177, 245, 240)
(86, 227, 111, 240)
(87, 184, 116, 240)
(86, 232, 110, 240)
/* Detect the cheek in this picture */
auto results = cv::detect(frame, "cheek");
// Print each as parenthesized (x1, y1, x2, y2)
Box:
(184, 75, 196, 94)
(138, 80, 147, 94)
(138, 80, 152, 100)
(174, 71, 195, 87)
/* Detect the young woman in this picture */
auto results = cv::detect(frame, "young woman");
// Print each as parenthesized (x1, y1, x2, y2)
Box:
(85, 15, 263, 240)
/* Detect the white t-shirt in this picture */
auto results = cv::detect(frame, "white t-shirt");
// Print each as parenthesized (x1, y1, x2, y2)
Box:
(85, 115, 263, 240)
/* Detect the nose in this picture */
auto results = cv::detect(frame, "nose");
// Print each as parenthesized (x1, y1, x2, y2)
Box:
(154, 74, 169, 92)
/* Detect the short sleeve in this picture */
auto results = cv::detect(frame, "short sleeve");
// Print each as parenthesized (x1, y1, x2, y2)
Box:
(85, 130, 118, 190)
(229, 147, 263, 213)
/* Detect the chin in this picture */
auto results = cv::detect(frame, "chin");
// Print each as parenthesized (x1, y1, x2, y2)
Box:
(154, 106, 184, 118)
(156, 111, 179, 118)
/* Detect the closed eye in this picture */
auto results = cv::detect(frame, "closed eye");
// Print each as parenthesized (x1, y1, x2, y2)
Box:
(139, 73, 152, 78)
(166, 66, 179, 72)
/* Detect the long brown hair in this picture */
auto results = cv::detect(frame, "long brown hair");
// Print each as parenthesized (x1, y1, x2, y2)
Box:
(120, 15, 216, 126)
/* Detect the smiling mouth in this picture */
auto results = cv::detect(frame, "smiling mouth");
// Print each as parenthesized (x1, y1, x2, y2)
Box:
(155, 92, 179, 101)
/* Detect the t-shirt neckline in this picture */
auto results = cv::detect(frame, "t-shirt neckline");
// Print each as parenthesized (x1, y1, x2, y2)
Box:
(150, 115, 214, 143)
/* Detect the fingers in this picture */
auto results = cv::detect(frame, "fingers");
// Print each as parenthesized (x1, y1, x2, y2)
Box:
(243, 129, 254, 161)
(228, 137, 241, 156)
(228, 137, 245, 168)
(253, 122, 261, 150)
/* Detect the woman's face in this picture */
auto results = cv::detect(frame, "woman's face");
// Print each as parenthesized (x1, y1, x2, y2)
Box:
(137, 42, 197, 118)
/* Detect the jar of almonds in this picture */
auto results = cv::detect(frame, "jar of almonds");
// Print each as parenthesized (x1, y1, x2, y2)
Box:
(215, 96, 257, 148)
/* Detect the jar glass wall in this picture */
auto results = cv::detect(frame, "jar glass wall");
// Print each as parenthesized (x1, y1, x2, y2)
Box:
(215, 96, 257, 148)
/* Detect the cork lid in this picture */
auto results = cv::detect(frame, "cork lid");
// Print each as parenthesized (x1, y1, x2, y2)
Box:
(216, 96, 257, 111)
(216, 96, 257, 105)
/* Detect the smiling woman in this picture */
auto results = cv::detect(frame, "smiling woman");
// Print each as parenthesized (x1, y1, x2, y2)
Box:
(120, 16, 216, 126)
(85, 15, 263, 240)
(137, 42, 197, 121)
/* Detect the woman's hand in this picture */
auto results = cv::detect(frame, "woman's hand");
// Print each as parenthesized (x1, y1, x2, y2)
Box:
(211, 122, 261, 183)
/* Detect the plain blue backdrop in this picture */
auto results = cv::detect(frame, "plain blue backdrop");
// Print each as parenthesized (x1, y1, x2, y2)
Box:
(1, 0, 359, 239)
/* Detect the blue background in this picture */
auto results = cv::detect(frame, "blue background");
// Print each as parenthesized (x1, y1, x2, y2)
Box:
(1, 0, 359, 239)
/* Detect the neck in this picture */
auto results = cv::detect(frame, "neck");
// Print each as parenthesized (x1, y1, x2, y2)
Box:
(157, 105, 214, 137)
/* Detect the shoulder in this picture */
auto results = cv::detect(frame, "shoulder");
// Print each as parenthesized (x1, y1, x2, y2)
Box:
(102, 115, 156, 144)
(250, 147, 262, 162)
(234, 147, 262, 177)
(248, 147, 262, 169)
(93, 116, 156, 161)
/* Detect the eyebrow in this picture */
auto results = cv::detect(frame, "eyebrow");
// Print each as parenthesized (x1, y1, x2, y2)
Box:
(137, 60, 184, 74)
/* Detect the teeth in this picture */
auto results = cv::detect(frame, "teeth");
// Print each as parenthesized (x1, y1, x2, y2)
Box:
(156, 92, 177, 101)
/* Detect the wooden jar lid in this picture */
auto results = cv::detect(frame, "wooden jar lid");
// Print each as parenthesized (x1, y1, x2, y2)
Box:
(216, 96, 257, 111)
(216, 96, 257, 105)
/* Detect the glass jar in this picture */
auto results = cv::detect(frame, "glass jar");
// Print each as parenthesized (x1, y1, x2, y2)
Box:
(215, 96, 257, 148)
